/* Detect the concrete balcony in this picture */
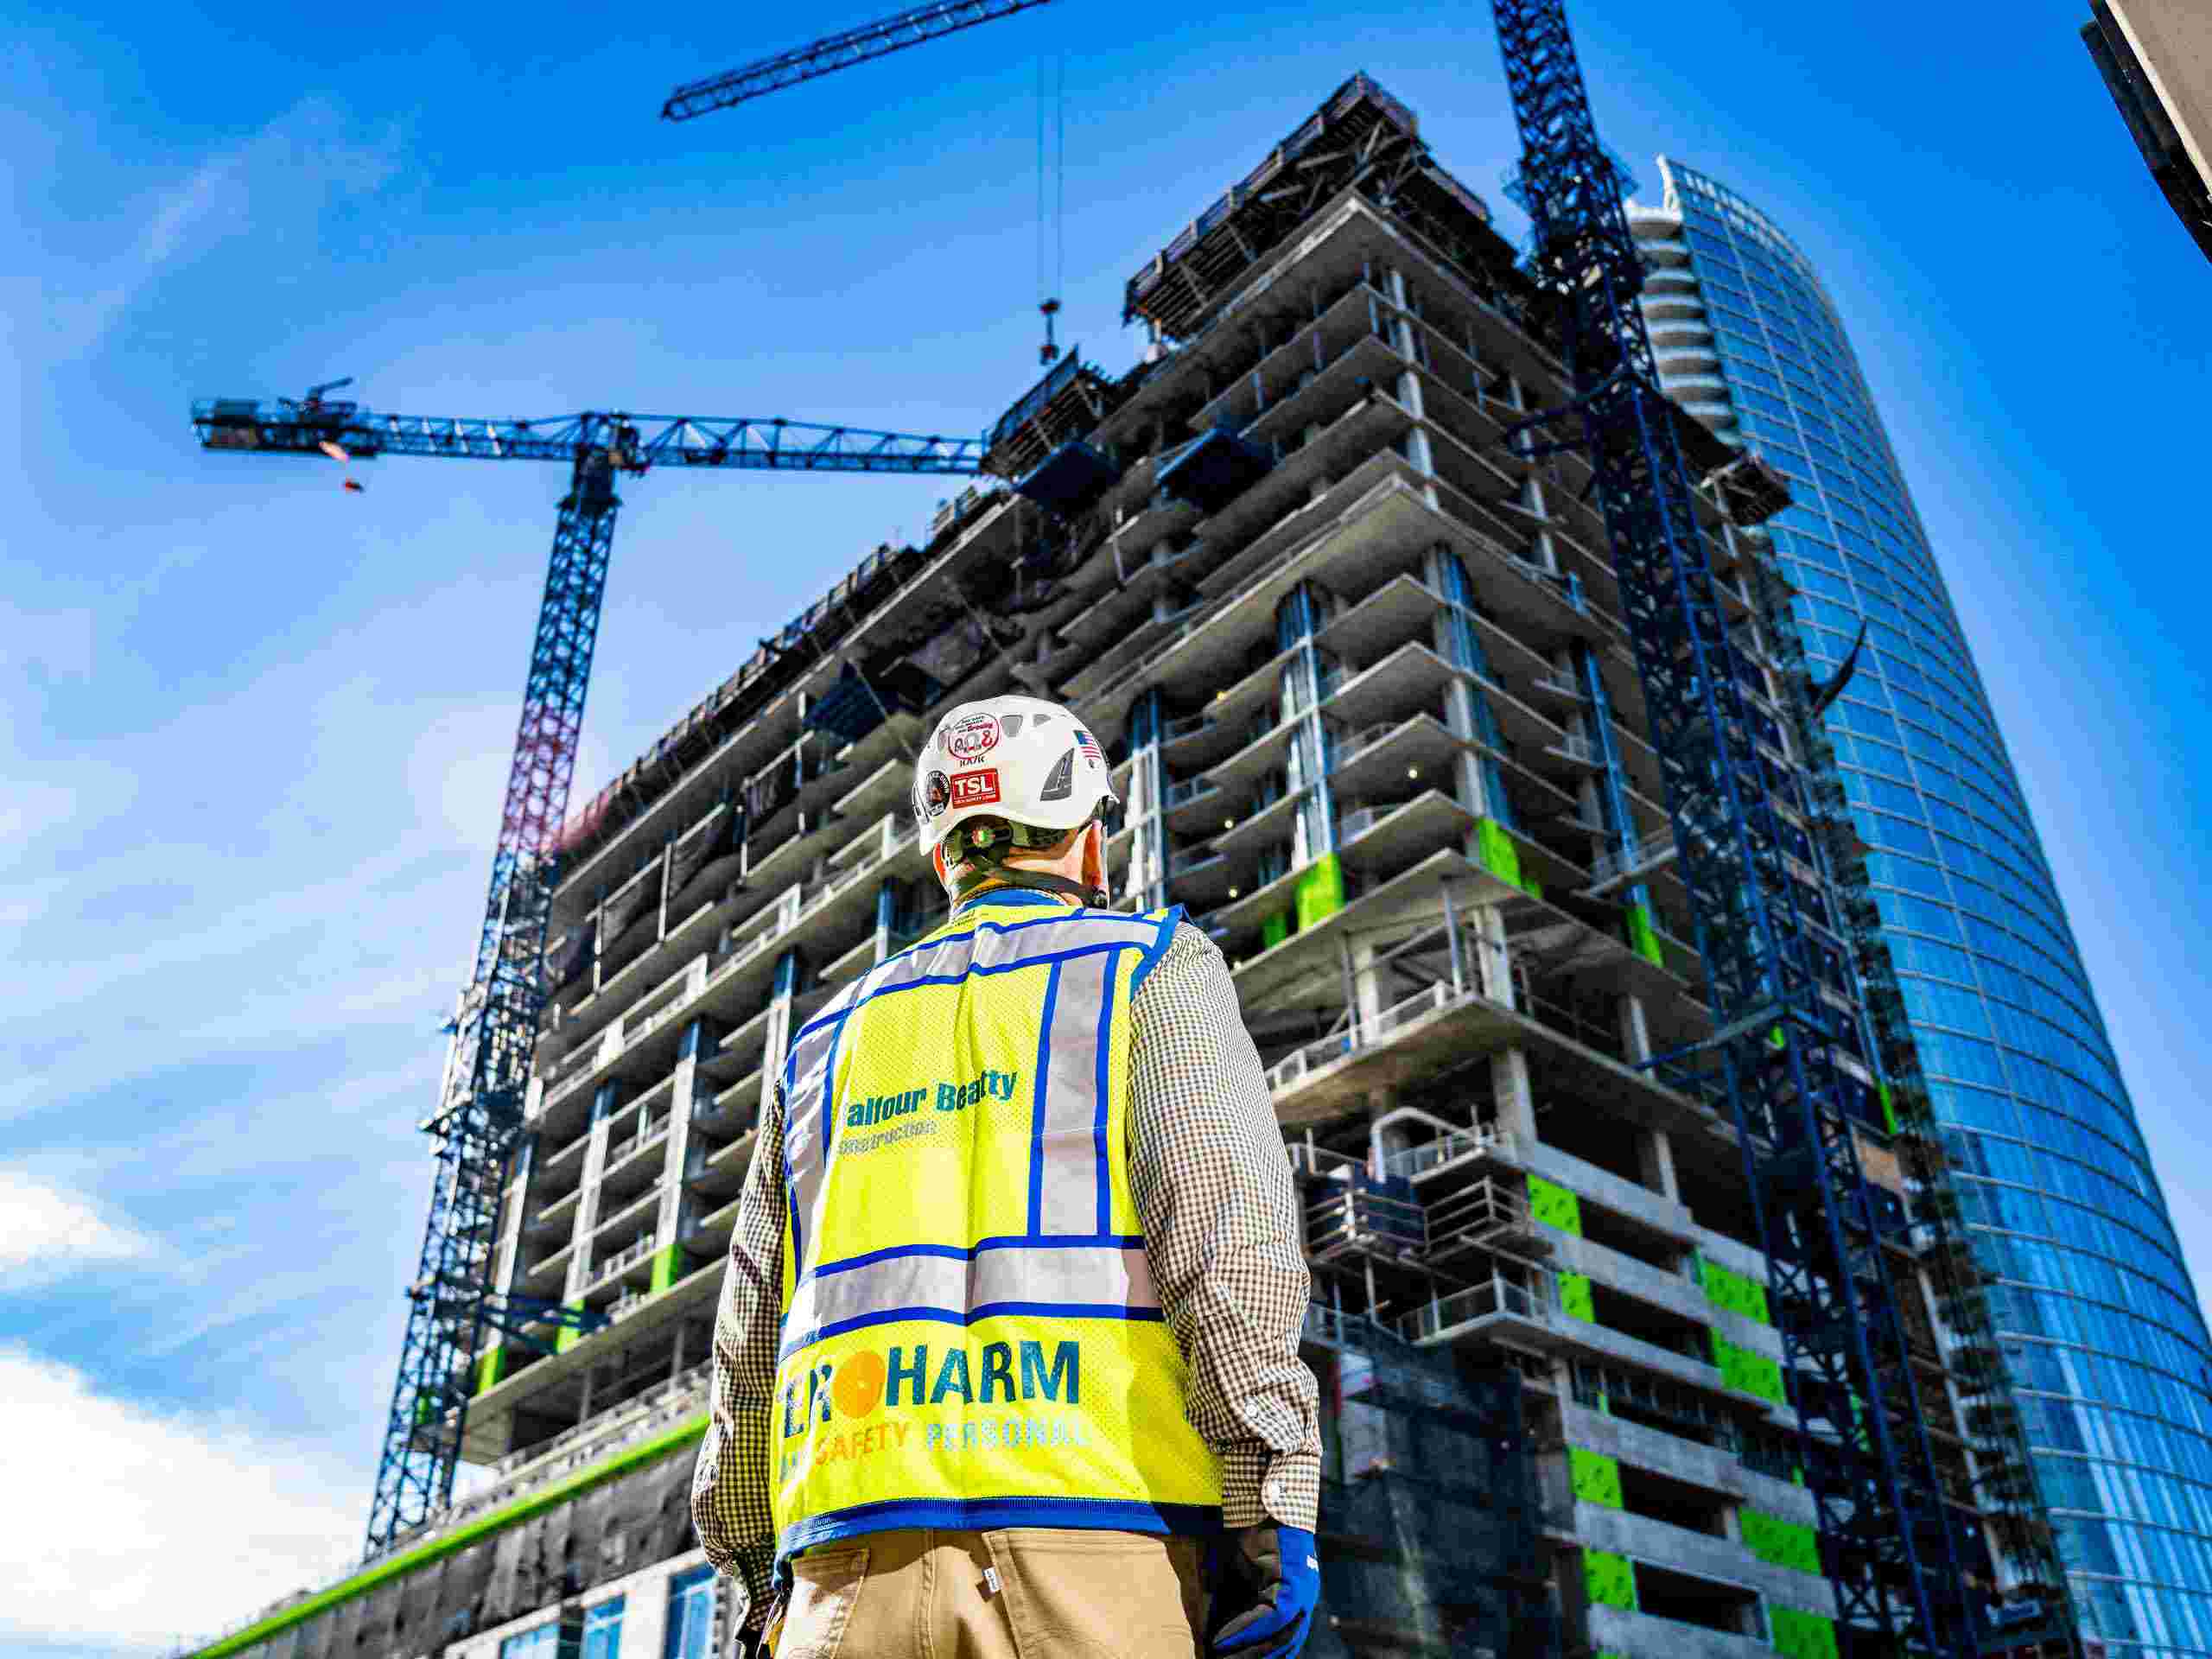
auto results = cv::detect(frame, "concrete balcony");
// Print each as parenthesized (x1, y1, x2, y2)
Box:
(1574, 1503, 1834, 1618)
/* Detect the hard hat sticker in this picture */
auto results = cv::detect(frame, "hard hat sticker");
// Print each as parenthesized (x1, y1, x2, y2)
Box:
(946, 713, 1001, 762)
(950, 769, 1001, 807)
(923, 771, 951, 817)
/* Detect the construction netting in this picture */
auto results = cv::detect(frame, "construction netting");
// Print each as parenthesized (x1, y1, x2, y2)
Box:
(1306, 1313, 1558, 1659)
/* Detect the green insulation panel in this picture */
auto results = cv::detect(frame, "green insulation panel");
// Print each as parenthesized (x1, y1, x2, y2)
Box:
(1770, 1608, 1841, 1659)
(1698, 1257, 1771, 1325)
(1583, 1548, 1637, 1611)
(1710, 1332, 1786, 1404)
(1528, 1174, 1582, 1236)
(1294, 854, 1345, 931)
(1567, 1446, 1623, 1509)
(1624, 900, 1663, 966)
(1475, 816, 1522, 887)
(1879, 1080, 1898, 1133)
(1559, 1272, 1595, 1323)
(1261, 911, 1293, 950)
(474, 1344, 506, 1398)
(554, 1298, 590, 1355)
(1740, 1509, 1821, 1575)
(650, 1243, 685, 1294)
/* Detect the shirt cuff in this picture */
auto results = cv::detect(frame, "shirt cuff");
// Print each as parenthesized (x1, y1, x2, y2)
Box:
(728, 1539, 779, 1629)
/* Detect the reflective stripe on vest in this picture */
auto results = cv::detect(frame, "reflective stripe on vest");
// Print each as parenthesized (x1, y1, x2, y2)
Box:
(770, 893, 1223, 1558)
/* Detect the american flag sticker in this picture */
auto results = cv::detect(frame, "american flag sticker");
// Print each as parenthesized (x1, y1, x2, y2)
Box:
(1074, 729, 1103, 763)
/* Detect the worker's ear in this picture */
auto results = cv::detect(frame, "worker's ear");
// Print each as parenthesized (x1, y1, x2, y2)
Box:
(1081, 820, 1107, 893)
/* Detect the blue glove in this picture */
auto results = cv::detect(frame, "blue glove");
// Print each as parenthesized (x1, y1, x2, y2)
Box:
(1211, 1525, 1319, 1659)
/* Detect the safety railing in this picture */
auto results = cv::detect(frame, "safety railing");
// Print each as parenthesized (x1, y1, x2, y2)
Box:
(592, 1234, 657, 1286)
(1264, 982, 1455, 1094)
(1382, 1122, 1510, 1181)
(1395, 1263, 1557, 1344)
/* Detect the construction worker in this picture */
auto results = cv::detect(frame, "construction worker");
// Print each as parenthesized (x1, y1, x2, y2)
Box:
(692, 693, 1321, 1659)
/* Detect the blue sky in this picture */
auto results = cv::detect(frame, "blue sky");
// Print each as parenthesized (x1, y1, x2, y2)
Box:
(3, 0, 2203, 1650)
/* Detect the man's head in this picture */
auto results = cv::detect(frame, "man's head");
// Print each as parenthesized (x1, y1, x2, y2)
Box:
(911, 696, 1118, 906)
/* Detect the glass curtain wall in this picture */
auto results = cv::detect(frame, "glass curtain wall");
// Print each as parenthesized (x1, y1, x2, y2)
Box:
(1629, 156, 2212, 1658)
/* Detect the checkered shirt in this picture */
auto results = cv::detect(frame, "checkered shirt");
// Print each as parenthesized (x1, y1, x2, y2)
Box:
(688, 915, 1321, 1624)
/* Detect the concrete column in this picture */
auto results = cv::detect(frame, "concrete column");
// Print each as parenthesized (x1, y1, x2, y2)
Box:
(1349, 937, 1389, 1031)
(1424, 544, 1510, 842)
(1367, 1090, 1411, 1177)
(1275, 584, 1339, 871)
(492, 1130, 537, 1297)
(1126, 689, 1171, 911)
(1492, 1049, 1538, 1142)
(1617, 991, 1653, 1064)
(1471, 905, 1516, 1006)
(670, 1319, 689, 1381)
(575, 1362, 595, 1424)
(758, 948, 803, 1109)
(1637, 1127, 1680, 1202)
(656, 836, 675, 941)
(1382, 268, 1437, 505)
(1522, 471, 1560, 572)
(565, 1080, 619, 1299)
(658, 1018, 713, 1248)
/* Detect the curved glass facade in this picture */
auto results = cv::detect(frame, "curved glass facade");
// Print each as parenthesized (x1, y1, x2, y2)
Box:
(1630, 157, 2212, 1658)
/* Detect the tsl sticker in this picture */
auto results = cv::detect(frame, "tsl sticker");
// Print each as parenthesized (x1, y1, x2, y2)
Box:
(946, 713, 1001, 762)
(951, 769, 1001, 807)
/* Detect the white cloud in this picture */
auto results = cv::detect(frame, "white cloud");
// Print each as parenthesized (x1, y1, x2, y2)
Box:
(0, 1167, 154, 1285)
(49, 93, 407, 355)
(0, 1347, 360, 1652)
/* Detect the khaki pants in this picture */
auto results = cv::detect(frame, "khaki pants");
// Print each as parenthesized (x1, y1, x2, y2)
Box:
(778, 1528, 1210, 1659)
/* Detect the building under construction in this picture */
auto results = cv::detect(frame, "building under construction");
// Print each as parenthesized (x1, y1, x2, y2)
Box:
(178, 75, 2068, 1659)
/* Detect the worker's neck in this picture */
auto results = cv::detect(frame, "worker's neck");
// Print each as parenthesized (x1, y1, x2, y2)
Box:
(957, 871, 1081, 910)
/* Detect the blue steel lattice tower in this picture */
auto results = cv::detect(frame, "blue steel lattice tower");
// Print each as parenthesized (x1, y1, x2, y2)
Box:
(1630, 158, 2212, 1659)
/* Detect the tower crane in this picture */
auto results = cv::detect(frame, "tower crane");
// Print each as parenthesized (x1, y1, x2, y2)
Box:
(192, 390, 985, 1554)
(1490, 5, 1975, 1652)
(662, 3, 1993, 1655)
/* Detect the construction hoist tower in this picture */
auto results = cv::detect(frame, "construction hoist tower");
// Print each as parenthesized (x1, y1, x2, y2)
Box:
(1488, 3, 1978, 1654)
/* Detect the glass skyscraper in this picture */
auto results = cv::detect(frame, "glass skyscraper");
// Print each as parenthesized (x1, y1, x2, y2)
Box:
(1628, 158, 2212, 1657)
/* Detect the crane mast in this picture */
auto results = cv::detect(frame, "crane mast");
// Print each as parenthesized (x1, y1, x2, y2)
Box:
(193, 396, 984, 1553)
(1489, 3, 1976, 1653)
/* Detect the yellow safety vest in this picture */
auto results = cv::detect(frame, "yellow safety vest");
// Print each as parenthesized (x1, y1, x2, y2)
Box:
(770, 888, 1224, 1560)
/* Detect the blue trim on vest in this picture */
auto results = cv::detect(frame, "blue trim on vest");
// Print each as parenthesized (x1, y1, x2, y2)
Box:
(1026, 961, 1064, 1237)
(780, 1497, 1223, 1563)
(779, 1299, 1165, 1362)
(799, 1233, 1147, 1287)
(1093, 950, 1117, 1236)
(1128, 904, 1187, 998)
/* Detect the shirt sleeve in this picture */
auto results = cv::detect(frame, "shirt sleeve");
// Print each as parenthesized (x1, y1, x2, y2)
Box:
(688, 1079, 786, 1627)
(1128, 921, 1321, 1532)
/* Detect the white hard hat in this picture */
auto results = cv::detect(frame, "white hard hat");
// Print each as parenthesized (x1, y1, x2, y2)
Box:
(911, 695, 1117, 861)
